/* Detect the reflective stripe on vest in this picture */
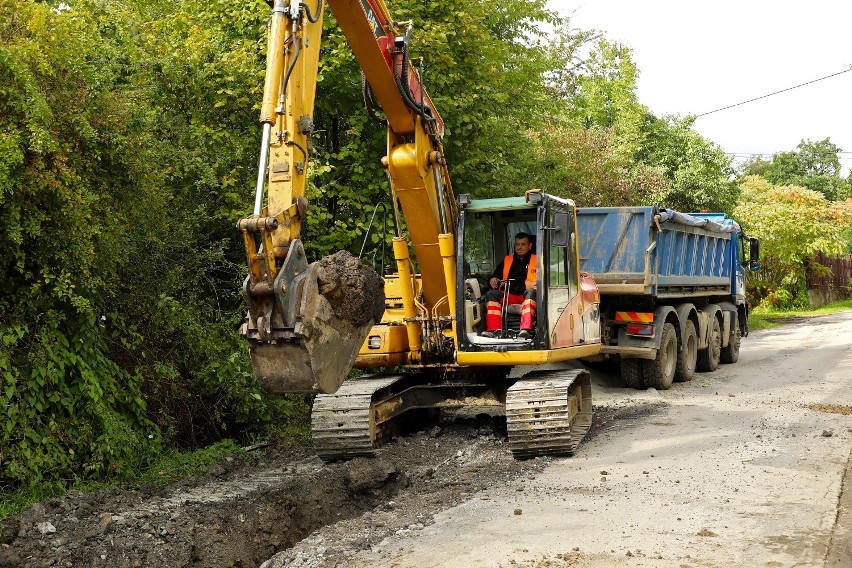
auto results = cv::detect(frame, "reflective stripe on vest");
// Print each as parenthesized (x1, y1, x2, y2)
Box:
(502, 254, 537, 290)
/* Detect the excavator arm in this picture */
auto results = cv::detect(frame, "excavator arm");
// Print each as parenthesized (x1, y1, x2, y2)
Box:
(238, 0, 458, 394)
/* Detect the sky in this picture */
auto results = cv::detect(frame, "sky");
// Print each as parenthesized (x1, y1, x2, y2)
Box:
(547, 0, 852, 174)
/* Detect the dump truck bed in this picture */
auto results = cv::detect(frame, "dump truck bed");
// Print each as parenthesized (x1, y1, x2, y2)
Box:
(576, 206, 737, 298)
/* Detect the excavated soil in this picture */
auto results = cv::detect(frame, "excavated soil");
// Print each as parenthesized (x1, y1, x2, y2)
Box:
(0, 416, 527, 568)
(0, 403, 653, 568)
(315, 251, 385, 326)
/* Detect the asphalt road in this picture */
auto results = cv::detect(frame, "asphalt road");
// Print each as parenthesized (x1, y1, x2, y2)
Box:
(349, 311, 852, 568)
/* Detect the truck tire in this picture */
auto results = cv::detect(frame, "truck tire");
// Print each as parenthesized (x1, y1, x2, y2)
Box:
(675, 320, 697, 382)
(642, 322, 676, 390)
(620, 359, 645, 390)
(696, 316, 721, 372)
(721, 326, 741, 364)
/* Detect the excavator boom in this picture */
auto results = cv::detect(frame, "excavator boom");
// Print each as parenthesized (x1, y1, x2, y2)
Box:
(238, 0, 457, 394)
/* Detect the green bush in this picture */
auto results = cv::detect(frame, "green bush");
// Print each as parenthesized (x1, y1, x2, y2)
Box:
(0, 316, 158, 487)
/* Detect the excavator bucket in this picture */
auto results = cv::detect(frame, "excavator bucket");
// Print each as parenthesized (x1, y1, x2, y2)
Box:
(242, 246, 385, 394)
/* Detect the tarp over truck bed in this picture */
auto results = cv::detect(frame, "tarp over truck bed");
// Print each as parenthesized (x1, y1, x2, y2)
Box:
(576, 206, 736, 298)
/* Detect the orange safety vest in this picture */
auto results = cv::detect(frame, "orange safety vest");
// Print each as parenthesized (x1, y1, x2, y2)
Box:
(502, 254, 537, 290)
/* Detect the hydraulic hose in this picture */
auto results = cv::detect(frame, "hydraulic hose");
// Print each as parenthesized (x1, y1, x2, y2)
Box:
(303, 0, 323, 23)
(393, 29, 436, 123)
(361, 73, 386, 124)
(278, 17, 301, 110)
(285, 140, 309, 164)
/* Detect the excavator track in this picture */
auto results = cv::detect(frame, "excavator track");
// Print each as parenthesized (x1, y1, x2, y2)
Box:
(505, 369, 593, 459)
(311, 375, 403, 461)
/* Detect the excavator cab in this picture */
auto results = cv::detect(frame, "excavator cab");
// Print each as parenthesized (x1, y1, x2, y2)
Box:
(455, 191, 602, 364)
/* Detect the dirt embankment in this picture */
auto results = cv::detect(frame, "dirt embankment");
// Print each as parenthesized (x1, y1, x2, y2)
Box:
(0, 413, 567, 568)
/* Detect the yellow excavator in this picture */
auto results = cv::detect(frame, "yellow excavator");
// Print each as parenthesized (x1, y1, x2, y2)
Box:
(238, 0, 602, 459)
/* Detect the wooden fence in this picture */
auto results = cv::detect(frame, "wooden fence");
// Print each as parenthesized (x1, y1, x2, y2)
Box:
(807, 252, 852, 299)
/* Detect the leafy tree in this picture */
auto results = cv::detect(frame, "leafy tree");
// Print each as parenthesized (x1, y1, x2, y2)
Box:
(536, 24, 734, 212)
(0, 0, 159, 486)
(561, 37, 646, 157)
(304, 0, 561, 258)
(742, 138, 848, 201)
(734, 176, 852, 307)
(637, 115, 737, 212)
(527, 118, 666, 206)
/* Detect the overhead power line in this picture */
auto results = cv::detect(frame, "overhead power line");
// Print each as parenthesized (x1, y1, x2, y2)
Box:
(696, 67, 852, 118)
(725, 152, 852, 161)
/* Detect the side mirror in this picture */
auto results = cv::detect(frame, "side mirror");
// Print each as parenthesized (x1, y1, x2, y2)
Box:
(550, 211, 570, 247)
(749, 237, 760, 271)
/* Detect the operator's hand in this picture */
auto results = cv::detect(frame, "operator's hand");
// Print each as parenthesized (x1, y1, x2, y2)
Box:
(489, 276, 498, 289)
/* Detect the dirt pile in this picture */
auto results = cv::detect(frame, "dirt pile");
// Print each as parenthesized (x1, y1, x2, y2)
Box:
(315, 251, 385, 326)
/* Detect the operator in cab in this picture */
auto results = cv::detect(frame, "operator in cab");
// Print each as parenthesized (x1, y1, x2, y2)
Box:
(481, 232, 537, 339)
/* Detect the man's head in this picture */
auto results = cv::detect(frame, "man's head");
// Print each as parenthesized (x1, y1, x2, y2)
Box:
(514, 232, 532, 257)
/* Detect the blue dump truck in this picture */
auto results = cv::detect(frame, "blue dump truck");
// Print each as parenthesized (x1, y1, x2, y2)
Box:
(576, 205, 760, 389)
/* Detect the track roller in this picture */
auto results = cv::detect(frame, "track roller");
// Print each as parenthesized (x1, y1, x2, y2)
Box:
(506, 369, 593, 459)
(311, 375, 403, 460)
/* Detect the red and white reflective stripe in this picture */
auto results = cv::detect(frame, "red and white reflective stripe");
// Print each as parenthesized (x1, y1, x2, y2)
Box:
(615, 311, 653, 323)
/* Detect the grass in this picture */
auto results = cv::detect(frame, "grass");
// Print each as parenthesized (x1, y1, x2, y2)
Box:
(0, 439, 249, 520)
(748, 298, 852, 331)
(0, 395, 314, 520)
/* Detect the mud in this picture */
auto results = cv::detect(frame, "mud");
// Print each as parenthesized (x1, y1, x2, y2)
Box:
(315, 251, 385, 326)
(0, 415, 551, 568)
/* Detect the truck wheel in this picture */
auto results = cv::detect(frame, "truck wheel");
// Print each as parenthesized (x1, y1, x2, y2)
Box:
(721, 327, 741, 364)
(643, 322, 676, 390)
(675, 320, 697, 382)
(696, 316, 721, 372)
(620, 359, 645, 390)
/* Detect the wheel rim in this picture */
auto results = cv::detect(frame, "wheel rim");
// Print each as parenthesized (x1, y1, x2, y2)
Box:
(664, 333, 677, 378)
(711, 321, 721, 361)
(686, 332, 696, 371)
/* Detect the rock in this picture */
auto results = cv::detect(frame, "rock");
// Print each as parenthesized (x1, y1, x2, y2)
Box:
(36, 522, 56, 535)
(315, 251, 385, 325)
(514, 509, 522, 516)
(98, 513, 113, 533)
(822, 429, 834, 437)
(428, 426, 442, 438)
(0, 518, 19, 545)
(344, 458, 398, 493)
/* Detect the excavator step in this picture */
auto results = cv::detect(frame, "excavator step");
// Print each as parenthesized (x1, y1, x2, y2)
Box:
(311, 375, 403, 460)
(505, 369, 593, 459)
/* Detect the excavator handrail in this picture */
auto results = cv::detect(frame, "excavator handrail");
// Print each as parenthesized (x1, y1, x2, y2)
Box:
(358, 201, 391, 275)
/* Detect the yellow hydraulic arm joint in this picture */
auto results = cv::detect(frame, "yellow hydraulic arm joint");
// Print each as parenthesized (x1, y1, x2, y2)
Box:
(242, 0, 324, 283)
